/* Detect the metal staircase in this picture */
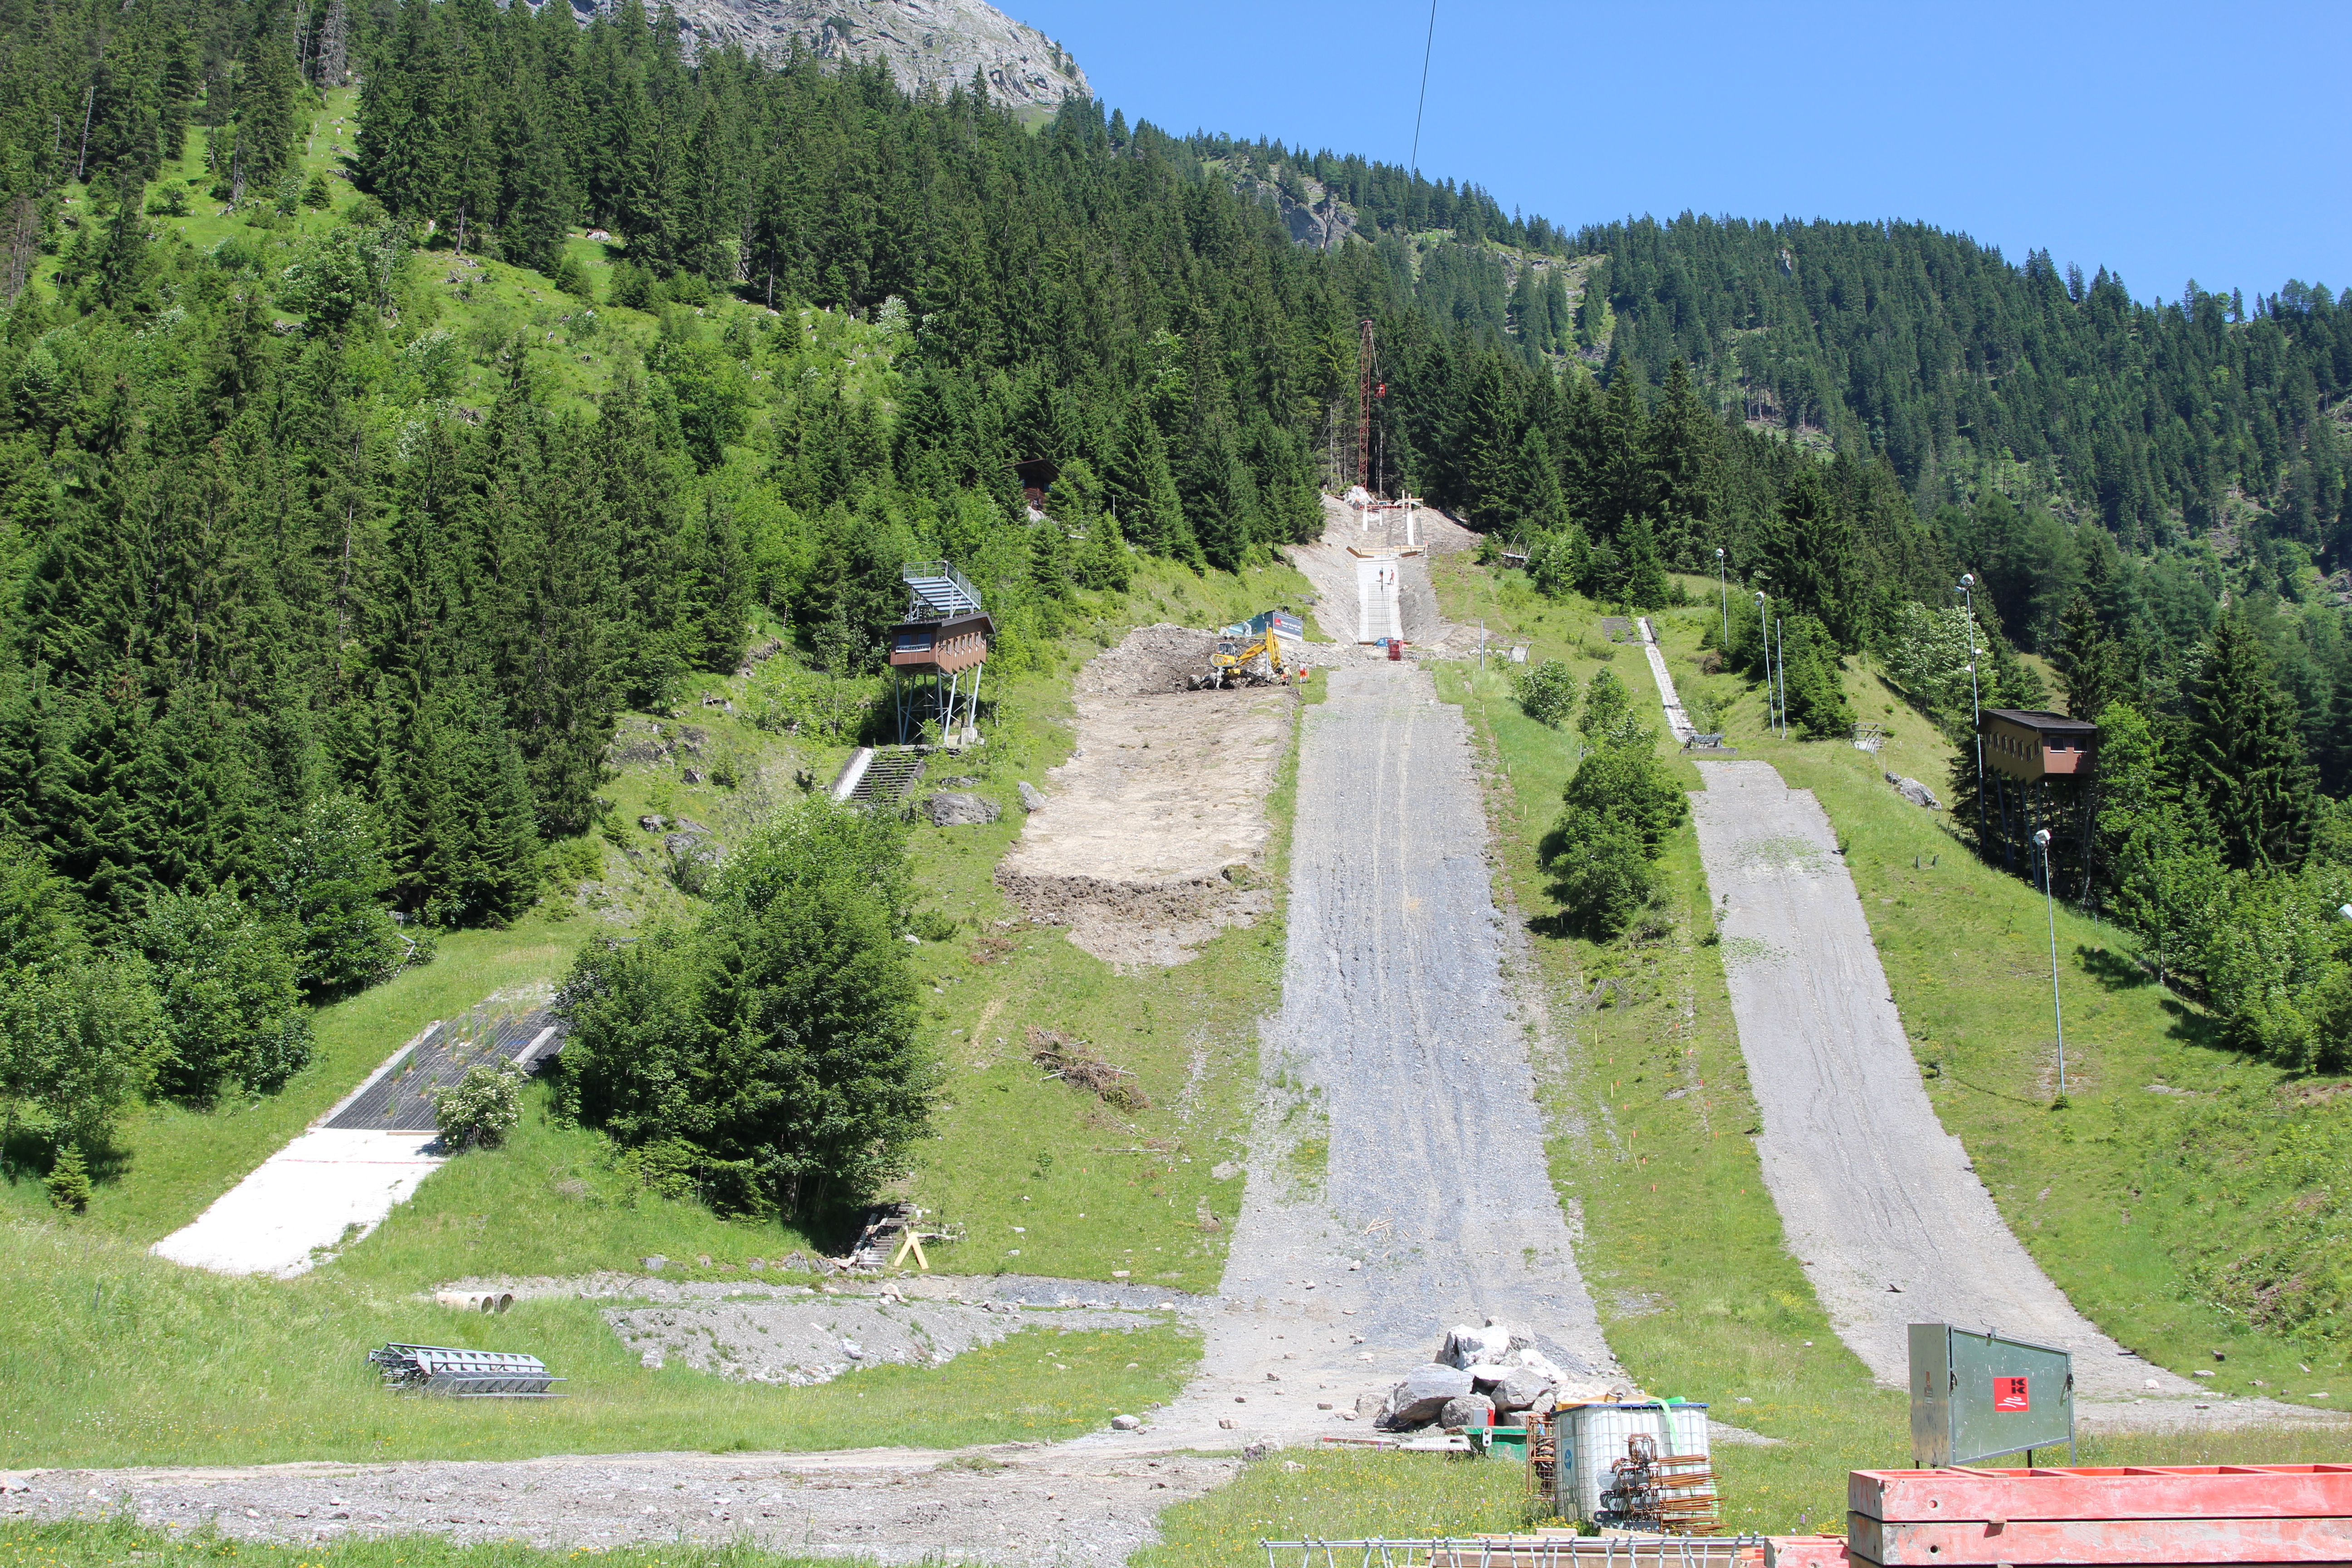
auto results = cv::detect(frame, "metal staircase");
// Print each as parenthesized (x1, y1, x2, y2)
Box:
(901, 561, 983, 618)
(846, 748, 926, 808)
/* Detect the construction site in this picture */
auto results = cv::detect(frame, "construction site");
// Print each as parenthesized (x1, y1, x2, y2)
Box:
(7, 473, 2346, 1566)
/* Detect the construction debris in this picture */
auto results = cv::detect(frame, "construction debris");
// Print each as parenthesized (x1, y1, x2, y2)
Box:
(1027, 1026, 1149, 1112)
(842, 1202, 965, 1271)
(434, 1290, 515, 1313)
(1376, 1318, 1612, 1433)
(366, 1343, 563, 1397)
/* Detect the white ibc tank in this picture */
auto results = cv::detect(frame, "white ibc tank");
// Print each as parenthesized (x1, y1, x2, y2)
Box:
(1553, 1399, 1713, 1523)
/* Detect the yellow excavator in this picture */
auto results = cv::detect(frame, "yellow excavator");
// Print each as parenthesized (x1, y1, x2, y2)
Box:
(1193, 630, 1286, 689)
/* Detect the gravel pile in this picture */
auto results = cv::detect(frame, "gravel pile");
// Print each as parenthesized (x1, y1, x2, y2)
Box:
(1072, 623, 1218, 698)
(611, 1298, 1153, 1385)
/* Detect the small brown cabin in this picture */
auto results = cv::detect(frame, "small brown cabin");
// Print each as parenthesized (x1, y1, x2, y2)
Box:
(1980, 708, 2097, 781)
(886, 611, 993, 675)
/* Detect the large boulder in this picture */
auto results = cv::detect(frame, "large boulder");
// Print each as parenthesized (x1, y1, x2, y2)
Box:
(1437, 1318, 1532, 1369)
(1885, 770, 1943, 810)
(1440, 1393, 1497, 1430)
(1378, 1363, 1471, 1428)
(925, 791, 1001, 827)
(1018, 781, 1047, 813)
(1480, 1365, 1556, 1413)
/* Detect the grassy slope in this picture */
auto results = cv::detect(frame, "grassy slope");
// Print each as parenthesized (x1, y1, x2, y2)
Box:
(1, 1522, 843, 1568)
(3, 541, 1311, 1470)
(1421, 557, 2352, 1536)
(0, 1217, 1193, 1470)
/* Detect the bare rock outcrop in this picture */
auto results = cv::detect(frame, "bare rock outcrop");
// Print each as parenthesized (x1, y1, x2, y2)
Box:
(547, 0, 1089, 110)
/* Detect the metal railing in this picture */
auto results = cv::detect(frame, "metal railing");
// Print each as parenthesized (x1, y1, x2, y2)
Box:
(901, 560, 983, 617)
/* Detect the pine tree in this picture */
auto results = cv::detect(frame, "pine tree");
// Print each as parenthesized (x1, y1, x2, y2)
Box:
(2052, 593, 2125, 722)
(2190, 617, 2318, 872)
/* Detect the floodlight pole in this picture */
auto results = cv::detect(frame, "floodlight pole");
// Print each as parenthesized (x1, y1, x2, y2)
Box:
(1957, 576, 1985, 853)
(2034, 828, 2067, 1101)
(1715, 547, 1729, 652)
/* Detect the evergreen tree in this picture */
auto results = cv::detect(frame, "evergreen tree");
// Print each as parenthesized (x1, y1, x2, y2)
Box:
(2190, 617, 2318, 872)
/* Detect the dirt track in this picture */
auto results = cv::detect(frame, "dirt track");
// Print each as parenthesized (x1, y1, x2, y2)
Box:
(1688, 759, 2346, 1432)
(1113, 662, 1627, 1457)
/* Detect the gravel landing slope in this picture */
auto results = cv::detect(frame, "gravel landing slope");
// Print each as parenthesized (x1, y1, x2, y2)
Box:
(1690, 760, 2195, 1401)
(1098, 663, 1625, 1455)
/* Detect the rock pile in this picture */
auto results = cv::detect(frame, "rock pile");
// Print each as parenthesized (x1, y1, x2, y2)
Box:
(1884, 770, 1942, 810)
(1374, 1317, 1622, 1431)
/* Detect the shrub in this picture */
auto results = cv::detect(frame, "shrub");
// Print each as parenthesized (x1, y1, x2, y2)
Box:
(136, 891, 312, 1099)
(430, 1061, 524, 1150)
(555, 798, 932, 1220)
(145, 186, 191, 218)
(607, 260, 654, 310)
(264, 791, 407, 998)
(1513, 659, 1578, 729)
(44, 1143, 92, 1213)
(1543, 730, 1690, 939)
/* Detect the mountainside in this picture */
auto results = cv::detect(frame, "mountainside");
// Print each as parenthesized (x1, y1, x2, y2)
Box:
(568, 0, 1089, 108)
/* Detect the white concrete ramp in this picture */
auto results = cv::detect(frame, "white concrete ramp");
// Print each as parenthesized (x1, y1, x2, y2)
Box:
(150, 1128, 443, 1278)
(1688, 760, 2190, 1399)
(1636, 617, 1695, 742)
(1356, 555, 1401, 642)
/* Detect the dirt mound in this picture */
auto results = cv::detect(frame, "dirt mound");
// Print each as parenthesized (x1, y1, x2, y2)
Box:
(1073, 622, 1215, 698)
(1000, 626, 1294, 969)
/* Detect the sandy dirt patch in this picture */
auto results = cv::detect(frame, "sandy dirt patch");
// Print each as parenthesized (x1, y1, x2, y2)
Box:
(997, 625, 1296, 968)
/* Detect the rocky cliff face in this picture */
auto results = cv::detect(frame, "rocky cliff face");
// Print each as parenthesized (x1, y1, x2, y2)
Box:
(573, 0, 1088, 111)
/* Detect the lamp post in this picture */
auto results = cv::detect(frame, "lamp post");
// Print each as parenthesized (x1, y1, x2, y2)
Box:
(1715, 547, 1729, 652)
(2033, 827, 2067, 1102)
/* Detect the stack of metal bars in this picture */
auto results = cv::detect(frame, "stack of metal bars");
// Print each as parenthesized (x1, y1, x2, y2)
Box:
(368, 1343, 564, 1397)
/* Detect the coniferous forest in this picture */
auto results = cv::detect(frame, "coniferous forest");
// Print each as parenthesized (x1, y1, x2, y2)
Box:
(0, 0, 2348, 1207)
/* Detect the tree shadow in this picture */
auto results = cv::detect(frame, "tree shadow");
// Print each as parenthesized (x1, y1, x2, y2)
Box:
(2077, 944, 2156, 992)
(2157, 994, 2229, 1053)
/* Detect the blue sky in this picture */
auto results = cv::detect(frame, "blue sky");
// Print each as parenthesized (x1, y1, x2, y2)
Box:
(1006, 1, 2346, 306)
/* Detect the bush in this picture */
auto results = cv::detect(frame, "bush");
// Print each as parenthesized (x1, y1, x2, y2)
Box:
(607, 260, 654, 310)
(552, 252, 592, 300)
(264, 791, 407, 998)
(136, 891, 312, 1099)
(1546, 812, 1661, 937)
(1513, 659, 1578, 729)
(1543, 730, 1690, 939)
(554, 798, 933, 1220)
(429, 1061, 524, 1150)
(0, 960, 167, 1155)
(44, 1142, 92, 1213)
(145, 186, 191, 218)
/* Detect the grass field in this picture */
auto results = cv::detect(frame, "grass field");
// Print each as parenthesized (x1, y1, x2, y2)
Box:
(0, 1220, 1197, 1470)
(1425, 554, 2352, 1535)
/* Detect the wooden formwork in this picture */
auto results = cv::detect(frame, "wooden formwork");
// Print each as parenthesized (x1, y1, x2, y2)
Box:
(1847, 1464, 2352, 1565)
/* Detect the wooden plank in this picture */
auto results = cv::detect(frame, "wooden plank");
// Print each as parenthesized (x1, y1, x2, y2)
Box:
(1848, 1511, 2352, 1564)
(1852, 1466, 2352, 1523)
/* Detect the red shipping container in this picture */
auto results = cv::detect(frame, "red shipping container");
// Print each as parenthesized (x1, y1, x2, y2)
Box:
(1847, 1465, 2352, 1565)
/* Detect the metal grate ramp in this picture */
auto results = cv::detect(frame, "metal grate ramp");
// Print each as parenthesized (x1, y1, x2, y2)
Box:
(326, 1009, 561, 1132)
(847, 748, 926, 808)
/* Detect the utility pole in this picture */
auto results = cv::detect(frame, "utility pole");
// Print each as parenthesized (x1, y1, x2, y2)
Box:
(1774, 617, 1787, 738)
(2033, 828, 2067, 1101)
(1957, 574, 1985, 853)
(1754, 592, 1770, 733)
(1354, 317, 1376, 495)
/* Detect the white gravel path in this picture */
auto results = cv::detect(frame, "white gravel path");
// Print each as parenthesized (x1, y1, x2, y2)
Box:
(1689, 760, 2195, 1400)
